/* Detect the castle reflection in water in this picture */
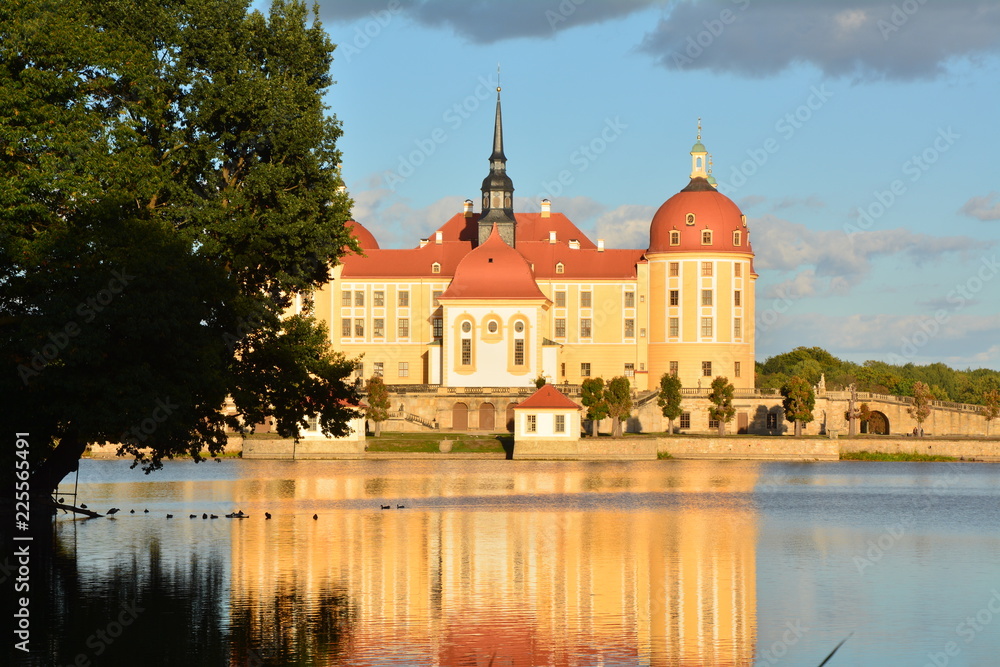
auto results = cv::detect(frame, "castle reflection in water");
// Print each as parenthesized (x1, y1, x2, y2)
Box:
(226, 462, 759, 665)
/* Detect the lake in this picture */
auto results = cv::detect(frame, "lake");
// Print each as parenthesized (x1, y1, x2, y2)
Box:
(10, 459, 1000, 666)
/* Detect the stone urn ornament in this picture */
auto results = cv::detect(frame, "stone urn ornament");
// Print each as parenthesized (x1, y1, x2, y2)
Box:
(439, 439, 453, 453)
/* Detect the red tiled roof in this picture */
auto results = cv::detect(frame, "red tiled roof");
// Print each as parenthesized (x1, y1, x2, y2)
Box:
(648, 180, 753, 254)
(339, 209, 644, 280)
(345, 220, 380, 250)
(513, 384, 582, 411)
(439, 225, 546, 300)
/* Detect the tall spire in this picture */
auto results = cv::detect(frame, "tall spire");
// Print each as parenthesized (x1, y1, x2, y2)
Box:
(479, 69, 516, 247)
(690, 117, 708, 180)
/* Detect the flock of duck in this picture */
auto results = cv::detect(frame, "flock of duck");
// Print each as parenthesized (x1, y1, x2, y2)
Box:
(93, 505, 406, 519)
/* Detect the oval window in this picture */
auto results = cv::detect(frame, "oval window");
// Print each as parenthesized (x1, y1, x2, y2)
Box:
(461, 321, 471, 333)
(514, 321, 525, 333)
(487, 321, 498, 333)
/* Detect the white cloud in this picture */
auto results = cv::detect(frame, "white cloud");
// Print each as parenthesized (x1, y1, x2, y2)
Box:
(592, 204, 658, 249)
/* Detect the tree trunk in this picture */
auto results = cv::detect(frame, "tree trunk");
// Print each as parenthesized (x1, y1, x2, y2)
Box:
(30, 428, 86, 509)
(612, 418, 621, 438)
(668, 418, 674, 435)
(718, 422, 725, 437)
(591, 419, 599, 438)
(374, 420, 381, 437)
(794, 421, 803, 437)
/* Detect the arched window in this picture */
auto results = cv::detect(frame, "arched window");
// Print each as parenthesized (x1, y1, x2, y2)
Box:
(555, 262, 564, 274)
(733, 230, 741, 246)
(432, 262, 441, 274)
(669, 230, 680, 246)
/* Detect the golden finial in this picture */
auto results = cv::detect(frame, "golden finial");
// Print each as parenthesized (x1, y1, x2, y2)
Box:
(697, 117, 702, 141)
(708, 154, 713, 174)
(497, 62, 501, 93)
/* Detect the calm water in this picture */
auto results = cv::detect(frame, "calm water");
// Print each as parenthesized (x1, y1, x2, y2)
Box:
(10, 459, 1000, 666)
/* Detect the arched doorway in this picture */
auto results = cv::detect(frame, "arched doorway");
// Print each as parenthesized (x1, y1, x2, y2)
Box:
(452, 402, 468, 430)
(864, 411, 890, 435)
(479, 403, 495, 431)
(505, 402, 519, 433)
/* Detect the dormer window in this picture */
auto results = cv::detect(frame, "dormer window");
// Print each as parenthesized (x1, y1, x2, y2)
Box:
(701, 230, 713, 245)
(431, 262, 441, 274)
(555, 262, 564, 274)
(733, 230, 741, 246)
(686, 213, 696, 226)
(669, 231, 681, 246)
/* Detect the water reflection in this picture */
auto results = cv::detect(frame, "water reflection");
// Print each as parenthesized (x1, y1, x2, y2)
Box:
(17, 461, 764, 665)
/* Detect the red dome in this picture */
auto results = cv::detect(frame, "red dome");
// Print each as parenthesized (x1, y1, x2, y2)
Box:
(439, 225, 546, 301)
(345, 220, 379, 250)
(648, 178, 750, 254)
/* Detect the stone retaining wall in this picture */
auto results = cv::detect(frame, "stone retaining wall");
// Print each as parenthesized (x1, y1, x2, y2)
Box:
(513, 439, 658, 460)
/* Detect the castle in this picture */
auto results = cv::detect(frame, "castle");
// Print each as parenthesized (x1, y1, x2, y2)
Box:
(312, 88, 756, 398)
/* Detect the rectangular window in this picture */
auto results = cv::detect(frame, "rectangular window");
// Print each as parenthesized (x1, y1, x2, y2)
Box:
(555, 414, 566, 433)
(702, 230, 713, 245)
(624, 291, 635, 308)
(669, 262, 679, 277)
(735, 263, 742, 278)
(526, 414, 537, 433)
(433, 318, 443, 341)
(625, 363, 635, 378)
(373, 318, 384, 338)
(735, 361, 742, 378)
(355, 290, 364, 307)
(680, 412, 691, 429)
(767, 413, 778, 429)
(734, 318, 742, 339)
(561, 362, 566, 377)
(624, 319, 635, 338)
(373, 362, 383, 377)
(670, 290, 679, 306)
(355, 362, 364, 378)
(669, 318, 679, 338)
(398, 318, 409, 338)
(555, 291, 566, 308)
(355, 320, 365, 337)
(342, 319, 351, 337)
(709, 417, 720, 429)
(555, 318, 566, 338)
(398, 362, 409, 378)
(669, 361, 679, 376)
(702, 290, 713, 306)
(398, 290, 409, 307)
(580, 291, 592, 308)
(341, 291, 352, 307)
(373, 291, 384, 307)
(432, 290, 442, 307)
(734, 290, 742, 307)
(581, 363, 591, 377)
(461, 339, 471, 366)
(514, 339, 524, 366)
(701, 317, 713, 337)
(702, 361, 712, 377)
(580, 318, 592, 338)
(702, 262, 713, 277)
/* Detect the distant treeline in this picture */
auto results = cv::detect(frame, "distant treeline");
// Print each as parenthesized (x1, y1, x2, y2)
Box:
(755, 347, 1000, 405)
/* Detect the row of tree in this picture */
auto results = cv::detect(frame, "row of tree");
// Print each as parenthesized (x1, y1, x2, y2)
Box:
(757, 347, 1000, 405)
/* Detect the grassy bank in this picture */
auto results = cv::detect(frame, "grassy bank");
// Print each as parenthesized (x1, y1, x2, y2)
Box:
(364, 432, 508, 454)
(840, 450, 957, 462)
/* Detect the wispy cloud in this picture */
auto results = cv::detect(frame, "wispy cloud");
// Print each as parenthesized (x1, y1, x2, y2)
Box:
(960, 192, 1000, 221)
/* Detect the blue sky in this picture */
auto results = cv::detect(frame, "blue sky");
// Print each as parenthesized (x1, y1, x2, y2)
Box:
(287, 0, 1000, 370)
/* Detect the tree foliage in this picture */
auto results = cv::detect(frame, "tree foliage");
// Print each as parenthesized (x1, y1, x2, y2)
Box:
(604, 376, 633, 438)
(1, 0, 359, 498)
(707, 376, 736, 436)
(657, 373, 683, 434)
(781, 375, 815, 437)
(756, 346, 1000, 405)
(581, 377, 608, 437)
(907, 382, 934, 432)
(364, 376, 390, 437)
(982, 390, 1000, 437)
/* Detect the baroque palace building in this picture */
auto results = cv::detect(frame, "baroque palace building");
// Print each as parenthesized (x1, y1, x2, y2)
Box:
(313, 88, 757, 396)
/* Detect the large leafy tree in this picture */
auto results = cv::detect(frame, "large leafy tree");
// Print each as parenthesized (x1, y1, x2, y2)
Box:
(781, 375, 815, 437)
(657, 373, 682, 435)
(604, 376, 633, 438)
(707, 376, 736, 436)
(580, 377, 607, 437)
(982, 390, 1000, 437)
(1, 0, 360, 503)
